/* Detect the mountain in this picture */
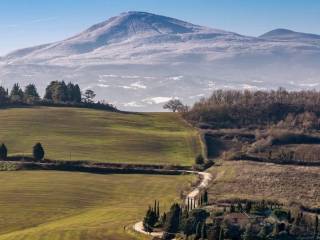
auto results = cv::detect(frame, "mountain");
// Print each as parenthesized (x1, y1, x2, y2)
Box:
(1, 12, 320, 111)
(260, 28, 320, 41)
(3, 11, 244, 65)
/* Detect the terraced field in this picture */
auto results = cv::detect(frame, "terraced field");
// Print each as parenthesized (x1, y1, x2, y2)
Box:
(0, 171, 195, 240)
(0, 107, 201, 165)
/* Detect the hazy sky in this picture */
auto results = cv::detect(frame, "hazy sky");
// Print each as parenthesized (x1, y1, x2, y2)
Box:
(0, 0, 319, 55)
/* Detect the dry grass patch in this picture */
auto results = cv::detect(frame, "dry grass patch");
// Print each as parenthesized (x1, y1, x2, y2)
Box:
(208, 161, 320, 208)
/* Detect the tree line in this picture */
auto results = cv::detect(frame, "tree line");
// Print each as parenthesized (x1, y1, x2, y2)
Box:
(0, 81, 116, 111)
(183, 88, 320, 129)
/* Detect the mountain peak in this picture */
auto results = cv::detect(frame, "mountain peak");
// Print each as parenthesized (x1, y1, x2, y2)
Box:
(84, 11, 201, 37)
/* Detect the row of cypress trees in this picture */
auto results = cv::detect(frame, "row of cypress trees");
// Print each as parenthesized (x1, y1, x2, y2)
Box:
(0, 143, 45, 161)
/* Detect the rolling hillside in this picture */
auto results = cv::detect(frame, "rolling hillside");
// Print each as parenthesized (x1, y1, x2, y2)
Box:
(0, 171, 195, 240)
(0, 107, 201, 165)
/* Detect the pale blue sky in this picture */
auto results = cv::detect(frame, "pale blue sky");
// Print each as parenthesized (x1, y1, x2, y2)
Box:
(0, 0, 319, 55)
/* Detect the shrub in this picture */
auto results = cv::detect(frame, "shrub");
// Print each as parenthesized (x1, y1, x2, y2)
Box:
(195, 154, 205, 165)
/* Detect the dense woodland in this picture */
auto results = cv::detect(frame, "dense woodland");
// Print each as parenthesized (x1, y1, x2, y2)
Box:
(0, 81, 117, 111)
(184, 88, 320, 129)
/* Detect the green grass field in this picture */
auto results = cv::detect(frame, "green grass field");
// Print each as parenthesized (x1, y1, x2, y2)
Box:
(0, 171, 195, 240)
(0, 107, 201, 165)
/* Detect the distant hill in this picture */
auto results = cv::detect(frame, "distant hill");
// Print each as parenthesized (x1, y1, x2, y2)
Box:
(1, 11, 320, 111)
(260, 28, 320, 41)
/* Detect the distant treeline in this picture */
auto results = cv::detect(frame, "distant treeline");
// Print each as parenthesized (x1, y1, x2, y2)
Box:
(0, 81, 117, 111)
(184, 88, 320, 129)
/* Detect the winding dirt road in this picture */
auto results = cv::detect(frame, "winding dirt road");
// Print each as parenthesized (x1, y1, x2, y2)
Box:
(133, 170, 213, 238)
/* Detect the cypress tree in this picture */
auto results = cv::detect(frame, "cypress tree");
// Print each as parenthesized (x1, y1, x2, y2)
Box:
(163, 203, 181, 238)
(230, 204, 235, 213)
(245, 201, 252, 213)
(195, 222, 202, 240)
(219, 227, 224, 240)
(33, 143, 45, 161)
(143, 205, 158, 232)
(314, 215, 319, 240)
(203, 190, 208, 205)
(211, 222, 221, 240)
(201, 223, 207, 239)
(161, 212, 167, 225)
(287, 210, 292, 223)
(0, 143, 8, 160)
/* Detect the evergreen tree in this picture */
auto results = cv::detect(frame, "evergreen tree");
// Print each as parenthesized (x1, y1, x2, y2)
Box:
(230, 204, 235, 213)
(245, 201, 252, 213)
(33, 143, 45, 161)
(156, 201, 160, 219)
(10, 83, 24, 103)
(24, 84, 40, 104)
(0, 143, 8, 160)
(287, 210, 292, 223)
(0, 86, 8, 105)
(195, 222, 202, 240)
(219, 227, 224, 240)
(201, 223, 207, 239)
(203, 190, 208, 205)
(163, 203, 181, 239)
(180, 208, 189, 235)
(314, 215, 319, 240)
(143, 206, 158, 232)
(67, 82, 81, 103)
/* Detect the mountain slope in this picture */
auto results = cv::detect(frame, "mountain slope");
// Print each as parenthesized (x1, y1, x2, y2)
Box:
(1, 12, 320, 111)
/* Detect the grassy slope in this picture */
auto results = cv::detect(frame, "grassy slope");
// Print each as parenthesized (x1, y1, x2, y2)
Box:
(208, 161, 320, 208)
(0, 171, 195, 240)
(0, 107, 201, 165)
